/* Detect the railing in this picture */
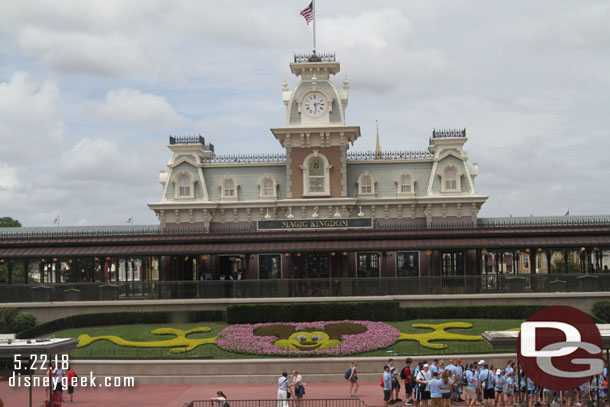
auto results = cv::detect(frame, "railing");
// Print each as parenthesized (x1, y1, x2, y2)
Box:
(186, 399, 362, 407)
(347, 150, 433, 160)
(203, 153, 286, 164)
(169, 135, 214, 152)
(432, 129, 466, 138)
(1, 274, 608, 303)
(3, 215, 609, 239)
(294, 52, 336, 63)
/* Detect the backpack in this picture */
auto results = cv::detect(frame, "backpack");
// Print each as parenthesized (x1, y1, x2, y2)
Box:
(380, 377, 385, 388)
(462, 372, 469, 386)
(400, 367, 407, 380)
(345, 368, 352, 380)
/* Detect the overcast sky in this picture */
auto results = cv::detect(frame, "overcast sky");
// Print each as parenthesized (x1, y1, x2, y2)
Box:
(1, 0, 609, 227)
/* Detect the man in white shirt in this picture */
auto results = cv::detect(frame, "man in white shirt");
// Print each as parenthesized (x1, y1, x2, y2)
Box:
(277, 372, 290, 407)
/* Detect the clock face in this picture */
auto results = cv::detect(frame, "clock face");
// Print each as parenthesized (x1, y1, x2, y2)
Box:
(303, 93, 327, 116)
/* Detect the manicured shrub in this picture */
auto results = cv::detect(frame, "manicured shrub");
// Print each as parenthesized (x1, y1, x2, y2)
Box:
(403, 305, 545, 320)
(226, 301, 403, 324)
(16, 309, 225, 339)
(592, 301, 610, 323)
(0, 308, 36, 334)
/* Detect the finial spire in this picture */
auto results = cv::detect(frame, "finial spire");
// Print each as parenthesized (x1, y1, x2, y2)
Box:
(375, 120, 382, 159)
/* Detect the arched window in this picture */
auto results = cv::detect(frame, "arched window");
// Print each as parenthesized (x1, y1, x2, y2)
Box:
(174, 170, 195, 199)
(178, 173, 190, 197)
(308, 158, 325, 193)
(221, 176, 238, 200)
(444, 166, 458, 191)
(224, 179, 234, 196)
(399, 173, 412, 193)
(300, 151, 332, 197)
(260, 176, 277, 199)
(357, 172, 375, 196)
(360, 175, 372, 193)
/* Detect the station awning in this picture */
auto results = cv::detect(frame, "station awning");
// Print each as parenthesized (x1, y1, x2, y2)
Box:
(1, 234, 610, 257)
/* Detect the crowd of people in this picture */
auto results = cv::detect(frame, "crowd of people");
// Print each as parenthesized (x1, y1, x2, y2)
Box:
(376, 358, 608, 407)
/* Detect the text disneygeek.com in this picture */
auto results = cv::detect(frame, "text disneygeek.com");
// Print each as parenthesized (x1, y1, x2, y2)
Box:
(9, 371, 135, 388)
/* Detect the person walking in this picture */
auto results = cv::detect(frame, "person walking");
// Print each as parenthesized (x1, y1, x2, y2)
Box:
(347, 361, 360, 397)
(277, 372, 290, 407)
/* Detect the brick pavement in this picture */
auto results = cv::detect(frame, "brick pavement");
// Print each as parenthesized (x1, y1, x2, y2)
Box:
(1, 381, 394, 407)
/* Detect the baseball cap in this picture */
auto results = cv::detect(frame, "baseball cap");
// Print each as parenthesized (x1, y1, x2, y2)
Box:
(423, 363, 429, 368)
(479, 360, 485, 365)
(496, 369, 502, 375)
(456, 358, 461, 362)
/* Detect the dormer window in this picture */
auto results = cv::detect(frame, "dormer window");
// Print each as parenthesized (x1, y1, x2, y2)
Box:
(357, 172, 375, 196)
(260, 176, 277, 199)
(300, 151, 332, 197)
(174, 170, 195, 199)
(397, 172, 415, 196)
(221, 176, 238, 200)
(178, 173, 190, 197)
(440, 164, 461, 193)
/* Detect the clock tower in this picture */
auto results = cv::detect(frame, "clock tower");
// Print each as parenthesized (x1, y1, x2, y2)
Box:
(271, 52, 361, 198)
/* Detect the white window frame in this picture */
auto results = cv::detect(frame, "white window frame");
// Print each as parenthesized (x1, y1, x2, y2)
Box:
(259, 176, 278, 200)
(221, 176, 238, 201)
(300, 150, 332, 197)
(439, 164, 461, 193)
(396, 172, 415, 197)
(357, 172, 376, 197)
(174, 170, 195, 199)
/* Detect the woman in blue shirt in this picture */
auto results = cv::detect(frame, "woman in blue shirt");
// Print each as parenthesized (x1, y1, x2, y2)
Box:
(493, 369, 506, 407)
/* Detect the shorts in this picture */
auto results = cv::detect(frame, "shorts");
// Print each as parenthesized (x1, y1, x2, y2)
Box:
(464, 386, 476, 400)
(350, 376, 358, 383)
(68, 385, 74, 394)
(423, 391, 431, 400)
(405, 382, 413, 394)
(442, 393, 451, 399)
(414, 384, 426, 400)
(431, 397, 443, 407)
(564, 390, 574, 398)
(384, 390, 392, 401)
(484, 388, 495, 399)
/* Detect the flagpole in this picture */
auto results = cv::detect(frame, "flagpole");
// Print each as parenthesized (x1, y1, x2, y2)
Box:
(312, 0, 316, 52)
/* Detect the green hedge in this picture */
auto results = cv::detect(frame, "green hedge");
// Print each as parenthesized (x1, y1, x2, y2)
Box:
(227, 301, 403, 324)
(0, 308, 36, 333)
(592, 301, 610, 323)
(16, 309, 225, 339)
(228, 303, 552, 324)
(403, 305, 546, 320)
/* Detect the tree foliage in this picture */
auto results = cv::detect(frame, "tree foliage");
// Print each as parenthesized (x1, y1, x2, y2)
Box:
(0, 217, 21, 227)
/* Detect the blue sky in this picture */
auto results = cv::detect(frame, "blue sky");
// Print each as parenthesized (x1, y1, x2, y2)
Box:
(1, 1, 609, 226)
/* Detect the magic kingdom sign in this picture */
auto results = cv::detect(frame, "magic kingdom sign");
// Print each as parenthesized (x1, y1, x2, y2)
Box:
(257, 217, 373, 230)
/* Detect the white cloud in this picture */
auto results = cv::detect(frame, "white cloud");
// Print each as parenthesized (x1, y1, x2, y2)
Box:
(0, 71, 65, 165)
(86, 88, 187, 129)
(0, 164, 20, 190)
(17, 27, 156, 77)
(318, 9, 450, 92)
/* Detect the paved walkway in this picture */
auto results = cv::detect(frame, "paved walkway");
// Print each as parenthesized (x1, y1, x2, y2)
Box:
(1, 381, 392, 407)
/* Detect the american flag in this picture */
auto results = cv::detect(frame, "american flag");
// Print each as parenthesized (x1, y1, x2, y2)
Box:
(126, 217, 133, 224)
(564, 209, 570, 216)
(300, 2, 313, 25)
(53, 217, 58, 225)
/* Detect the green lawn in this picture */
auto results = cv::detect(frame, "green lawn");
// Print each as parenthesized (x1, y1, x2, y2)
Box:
(49, 319, 521, 360)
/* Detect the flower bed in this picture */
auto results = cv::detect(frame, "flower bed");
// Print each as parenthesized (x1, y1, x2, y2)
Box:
(216, 320, 400, 356)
